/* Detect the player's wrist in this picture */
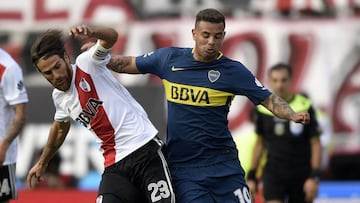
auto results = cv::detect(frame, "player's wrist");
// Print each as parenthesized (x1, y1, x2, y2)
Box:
(93, 40, 111, 60)
(247, 169, 257, 181)
(309, 168, 322, 182)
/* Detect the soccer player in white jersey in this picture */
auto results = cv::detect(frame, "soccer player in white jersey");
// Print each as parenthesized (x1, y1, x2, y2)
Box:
(0, 48, 28, 203)
(26, 25, 175, 203)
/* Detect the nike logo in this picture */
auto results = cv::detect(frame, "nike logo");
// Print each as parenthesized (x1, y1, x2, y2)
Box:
(171, 66, 186, 71)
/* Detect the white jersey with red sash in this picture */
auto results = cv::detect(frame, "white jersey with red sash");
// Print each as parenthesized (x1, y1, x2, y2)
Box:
(52, 45, 157, 168)
(0, 49, 28, 165)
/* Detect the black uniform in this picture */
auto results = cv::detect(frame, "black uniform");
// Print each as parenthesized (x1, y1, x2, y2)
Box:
(255, 94, 321, 203)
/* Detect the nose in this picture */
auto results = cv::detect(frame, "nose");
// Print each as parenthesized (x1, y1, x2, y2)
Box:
(53, 69, 62, 80)
(208, 36, 215, 45)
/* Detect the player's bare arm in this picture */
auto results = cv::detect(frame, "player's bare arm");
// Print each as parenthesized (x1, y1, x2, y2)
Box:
(0, 103, 27, 165)
(107, 55, 140, 74)
(261, 93, 310, 124)
(26, 120, 70, 188)
(68, 25, 118, 49)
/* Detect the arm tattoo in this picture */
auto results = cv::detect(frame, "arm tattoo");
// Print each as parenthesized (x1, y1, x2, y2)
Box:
(263, 94, 295, 120)
(107, 55, 127, 73)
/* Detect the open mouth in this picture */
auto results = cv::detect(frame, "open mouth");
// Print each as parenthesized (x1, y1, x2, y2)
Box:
(206, 48, 216, 54)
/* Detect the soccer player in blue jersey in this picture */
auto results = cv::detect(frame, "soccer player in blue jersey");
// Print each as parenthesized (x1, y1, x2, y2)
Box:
(106, 8, 310, 203)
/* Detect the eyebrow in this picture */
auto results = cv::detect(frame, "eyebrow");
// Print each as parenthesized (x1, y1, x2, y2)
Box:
(202, 30, 223, 35)
(42, 60, 59, 74)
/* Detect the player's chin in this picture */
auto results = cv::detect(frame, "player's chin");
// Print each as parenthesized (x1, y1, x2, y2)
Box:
(203, 52, 218, 61)
(55, 84, 70, 92)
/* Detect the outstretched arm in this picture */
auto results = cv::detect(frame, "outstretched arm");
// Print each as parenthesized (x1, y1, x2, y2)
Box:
(68, 24, 118, 49)
(26, 120, 71, 188)
(73, 27, 139, 74)
(261, 93, 310, 124)
(107, 55, 140, 74)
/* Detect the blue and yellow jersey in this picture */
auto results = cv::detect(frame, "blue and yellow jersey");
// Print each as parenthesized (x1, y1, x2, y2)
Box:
(136, 47, 271, 167)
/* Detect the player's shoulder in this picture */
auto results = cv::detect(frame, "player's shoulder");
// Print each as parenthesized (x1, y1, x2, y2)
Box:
(75, 48, 92, 64)
(145, 47, 191, 62)
(220, 57, 254, 77)
(155, 46, 190, 55)
(52, 88, 63, 100)
(220, 55, 248, 69)
(0, 48, 10, 59)
(0, 49, 18, 67)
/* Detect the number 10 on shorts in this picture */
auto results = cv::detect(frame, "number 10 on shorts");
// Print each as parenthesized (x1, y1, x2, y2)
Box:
(234, 187, 251, 203)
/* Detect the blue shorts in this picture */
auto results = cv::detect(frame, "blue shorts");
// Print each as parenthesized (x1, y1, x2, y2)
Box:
(171, 159, 252, 203)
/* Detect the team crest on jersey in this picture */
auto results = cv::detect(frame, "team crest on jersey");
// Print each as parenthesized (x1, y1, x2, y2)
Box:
(208, 70, 220, 83)
(79, 77, 91, 92)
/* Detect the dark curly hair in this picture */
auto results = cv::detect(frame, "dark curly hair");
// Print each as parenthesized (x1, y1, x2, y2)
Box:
(31, 29, 65, 68)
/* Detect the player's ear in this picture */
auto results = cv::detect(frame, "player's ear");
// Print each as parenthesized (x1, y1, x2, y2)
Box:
(192, 28, 196, 40)
(64, 52, 70, 63)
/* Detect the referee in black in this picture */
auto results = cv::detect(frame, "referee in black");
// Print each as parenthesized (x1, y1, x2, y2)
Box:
(247, 63, 322, 203)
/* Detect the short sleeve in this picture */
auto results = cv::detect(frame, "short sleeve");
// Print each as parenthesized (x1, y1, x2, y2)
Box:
(75, 41, 111, 73)
(52, 91, 71, 122)
(232, 64, 271, 105)
(2, 63, 28, 105)
(135, 47, 171, 78)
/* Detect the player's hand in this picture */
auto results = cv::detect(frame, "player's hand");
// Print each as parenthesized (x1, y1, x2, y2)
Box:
(81, 41, 96, 52)
(68, 24, 94, 40)
(292, 111, 310, 125)
(303, 178, 319, 202)
(26, 162, 48, 188)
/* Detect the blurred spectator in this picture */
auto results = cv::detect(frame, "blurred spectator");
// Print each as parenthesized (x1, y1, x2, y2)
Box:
(248, 0, 360, 18)
(327, 0, 360, 17)
(249, 0, 327, 18)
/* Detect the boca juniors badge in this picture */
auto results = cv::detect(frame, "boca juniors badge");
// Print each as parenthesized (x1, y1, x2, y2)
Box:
(208, 70, 220, 83)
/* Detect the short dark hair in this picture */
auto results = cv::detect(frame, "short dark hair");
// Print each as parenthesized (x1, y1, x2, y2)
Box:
(195, 8, 225, 28)
(268, 63, 293, 78)
(31, 29, 65, 66)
